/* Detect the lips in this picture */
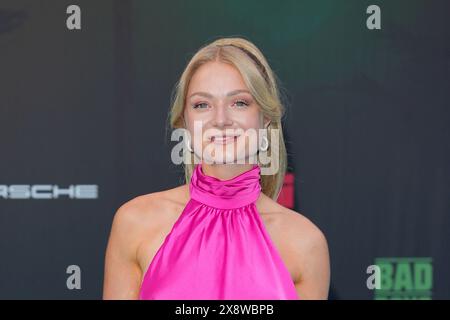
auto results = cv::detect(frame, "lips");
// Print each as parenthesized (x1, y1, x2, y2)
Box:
(210, 135, 240, 145)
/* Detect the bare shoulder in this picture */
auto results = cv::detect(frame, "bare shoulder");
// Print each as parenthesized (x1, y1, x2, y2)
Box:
(259, 195, 328, 250)
(103, 185, 189, 299)
(259, 195, 330, 298)
(112, 185, 187, 246)
(278, 207, 330, 299)
(112, 184, 189, 234)
(278, 206, 328, 253)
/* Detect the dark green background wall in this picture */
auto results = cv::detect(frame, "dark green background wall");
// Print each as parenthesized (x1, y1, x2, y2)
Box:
(0, 0, 448, 299)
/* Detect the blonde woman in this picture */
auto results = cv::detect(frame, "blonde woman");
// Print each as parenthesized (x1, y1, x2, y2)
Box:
(103, 37, 330, 300)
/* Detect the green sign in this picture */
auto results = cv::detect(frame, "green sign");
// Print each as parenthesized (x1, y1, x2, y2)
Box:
(374, 257, 433, 300)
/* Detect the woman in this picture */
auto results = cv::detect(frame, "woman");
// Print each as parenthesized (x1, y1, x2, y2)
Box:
(103, 37, 330, 299)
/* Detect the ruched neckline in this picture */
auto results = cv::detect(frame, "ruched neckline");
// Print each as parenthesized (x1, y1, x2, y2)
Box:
(189, 163, 262, 209)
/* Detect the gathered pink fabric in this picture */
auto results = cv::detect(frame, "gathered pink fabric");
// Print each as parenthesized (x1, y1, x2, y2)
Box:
(138, 163, 299, 300)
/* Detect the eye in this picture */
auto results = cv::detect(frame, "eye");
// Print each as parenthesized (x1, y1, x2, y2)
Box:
(233, 99, 250, 108)
(192, 102, 209, 109)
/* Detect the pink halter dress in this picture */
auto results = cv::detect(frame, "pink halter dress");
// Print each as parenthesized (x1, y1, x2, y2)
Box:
(138, 163, 298, 300)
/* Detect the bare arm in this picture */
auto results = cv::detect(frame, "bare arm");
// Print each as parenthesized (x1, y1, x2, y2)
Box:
(103, 201, 144, 299)
(294, 225, 330, 299)
(283, 212, 330, 300)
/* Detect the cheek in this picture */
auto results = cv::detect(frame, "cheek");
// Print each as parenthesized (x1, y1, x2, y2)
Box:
(184, 111, 201, 132)
(185, 109, 211, 128)
(238, 115, 262, 131)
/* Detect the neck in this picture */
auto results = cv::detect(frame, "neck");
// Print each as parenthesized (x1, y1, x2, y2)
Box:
(200, 163, 255, 181)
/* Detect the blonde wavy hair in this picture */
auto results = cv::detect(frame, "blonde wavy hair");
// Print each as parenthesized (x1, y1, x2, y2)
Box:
(168, 37, 288, 201)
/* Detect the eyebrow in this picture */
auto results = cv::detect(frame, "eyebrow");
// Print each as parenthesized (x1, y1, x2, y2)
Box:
(188, 89, 251, 99)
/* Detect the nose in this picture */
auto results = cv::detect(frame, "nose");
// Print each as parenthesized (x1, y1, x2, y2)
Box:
(212, 102, 233, 128)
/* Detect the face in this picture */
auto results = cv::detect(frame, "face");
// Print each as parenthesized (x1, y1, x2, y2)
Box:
(184, 61, 270, 164)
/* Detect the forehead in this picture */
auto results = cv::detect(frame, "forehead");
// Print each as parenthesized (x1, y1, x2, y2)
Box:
(187, 62, 248, 95)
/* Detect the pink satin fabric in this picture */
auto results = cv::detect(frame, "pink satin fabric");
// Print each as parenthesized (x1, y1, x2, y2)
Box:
(138, 163, 299, 300)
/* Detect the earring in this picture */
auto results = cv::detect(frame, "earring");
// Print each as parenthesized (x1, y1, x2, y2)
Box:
(260, 135, 269, 152)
